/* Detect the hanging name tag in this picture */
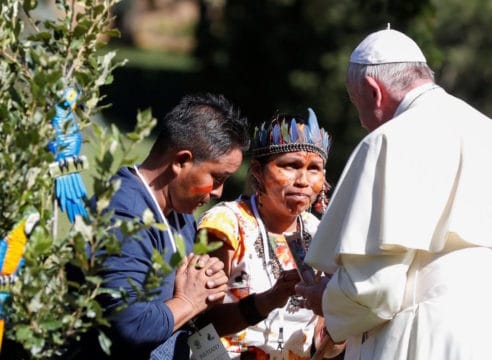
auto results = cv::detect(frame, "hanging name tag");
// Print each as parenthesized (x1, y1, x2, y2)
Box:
(188, 323, 230, 360)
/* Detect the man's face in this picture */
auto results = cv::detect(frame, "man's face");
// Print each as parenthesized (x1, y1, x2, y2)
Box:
(347, 85, 381, 132)
(169, 147, 243, 214)
(347, 73, 401, 133)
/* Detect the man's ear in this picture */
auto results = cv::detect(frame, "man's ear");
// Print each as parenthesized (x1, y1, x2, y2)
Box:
(171, 150, 193, 174)
(364, 75, 384, 108)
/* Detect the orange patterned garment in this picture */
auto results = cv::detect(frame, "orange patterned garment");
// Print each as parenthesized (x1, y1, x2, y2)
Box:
(198, 196, 320, 359)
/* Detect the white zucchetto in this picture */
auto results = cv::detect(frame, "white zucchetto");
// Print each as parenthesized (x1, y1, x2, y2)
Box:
(350, 28, 427, 65)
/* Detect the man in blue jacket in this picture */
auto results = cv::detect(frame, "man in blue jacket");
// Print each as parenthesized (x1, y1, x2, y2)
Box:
(89, 93, 250, 359)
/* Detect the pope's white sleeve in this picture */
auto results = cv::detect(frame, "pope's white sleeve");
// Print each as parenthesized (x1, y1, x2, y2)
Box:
(322, 250, 415, 342)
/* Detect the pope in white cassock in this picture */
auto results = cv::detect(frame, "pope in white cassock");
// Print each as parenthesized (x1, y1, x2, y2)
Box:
(297, 26, 492, 360)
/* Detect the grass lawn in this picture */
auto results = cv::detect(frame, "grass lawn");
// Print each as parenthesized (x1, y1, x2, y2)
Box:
(106, 44, 200, 71)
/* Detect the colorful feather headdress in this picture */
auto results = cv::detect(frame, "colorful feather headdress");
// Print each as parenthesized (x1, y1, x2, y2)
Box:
(251, 108, 331, 161)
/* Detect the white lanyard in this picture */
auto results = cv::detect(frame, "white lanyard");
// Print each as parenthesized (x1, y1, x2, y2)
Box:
(250, 195, 286, 350)
(250, 195, 273, 286)
(133, 165, 177, 253)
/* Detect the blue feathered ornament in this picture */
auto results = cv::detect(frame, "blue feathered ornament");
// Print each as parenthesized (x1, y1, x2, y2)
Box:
(48, 87, 88, 223)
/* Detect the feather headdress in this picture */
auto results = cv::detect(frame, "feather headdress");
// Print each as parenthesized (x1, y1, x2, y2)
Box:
(251, 108, 331, 161)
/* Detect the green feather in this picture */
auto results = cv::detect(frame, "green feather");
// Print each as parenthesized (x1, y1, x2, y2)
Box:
(281, 121, 290, 144)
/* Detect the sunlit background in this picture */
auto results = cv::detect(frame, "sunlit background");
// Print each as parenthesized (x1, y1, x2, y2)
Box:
(38, 0, 492, 220)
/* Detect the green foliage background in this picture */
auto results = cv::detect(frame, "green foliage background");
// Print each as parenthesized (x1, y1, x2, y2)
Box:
(2, 0, 492, 357)
(103, 0, 492, 194)
(0, 0, 160, 357)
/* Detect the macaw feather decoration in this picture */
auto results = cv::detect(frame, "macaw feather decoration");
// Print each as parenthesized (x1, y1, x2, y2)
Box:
(0, 292, 9, 351)
(48, 86, 89, 223)
(0, 211, 40, 350)
(251, 108, 331, 161)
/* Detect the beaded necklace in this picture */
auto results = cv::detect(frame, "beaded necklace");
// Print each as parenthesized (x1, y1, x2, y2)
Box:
(250, 195, 310, 314)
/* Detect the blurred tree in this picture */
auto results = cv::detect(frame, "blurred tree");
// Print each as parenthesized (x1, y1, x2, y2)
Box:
(103, 0, 492, 194)
(433, 0, 492, 116)
(1, 1, 230, 356)
(0, 0, 177, 358)
(194, 0, 437, 183)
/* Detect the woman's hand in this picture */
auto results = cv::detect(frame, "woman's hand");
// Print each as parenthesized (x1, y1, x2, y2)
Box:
(295, 274, 330, 316)
(255, 269, 300, 315)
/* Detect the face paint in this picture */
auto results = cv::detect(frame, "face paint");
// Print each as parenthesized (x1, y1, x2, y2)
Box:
(259, 151, 325, 216)
(170, 148, 243, 214)
(264, 165, 292, 189)
(311, 177, 324, 195)
(190, 184, 213, 195)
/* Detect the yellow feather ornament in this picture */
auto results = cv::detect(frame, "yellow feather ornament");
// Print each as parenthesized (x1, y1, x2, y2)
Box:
(0, 211, 40, 350)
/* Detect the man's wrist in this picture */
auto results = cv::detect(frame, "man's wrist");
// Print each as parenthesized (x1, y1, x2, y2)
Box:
(172, 295, 196, 316)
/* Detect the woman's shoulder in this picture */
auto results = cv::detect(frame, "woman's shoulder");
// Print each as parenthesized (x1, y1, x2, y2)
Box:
(197, 196, 255, 250)
(205, 195, 252, 216)
(198, 195, 253, 225)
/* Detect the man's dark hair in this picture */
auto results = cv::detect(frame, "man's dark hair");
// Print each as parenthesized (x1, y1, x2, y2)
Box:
(149, 93, 250, 162)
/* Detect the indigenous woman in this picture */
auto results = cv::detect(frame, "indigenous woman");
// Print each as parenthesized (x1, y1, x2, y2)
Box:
(197, 109, 341, 359)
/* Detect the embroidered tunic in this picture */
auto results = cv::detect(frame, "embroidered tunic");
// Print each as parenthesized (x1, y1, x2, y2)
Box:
(198, 195, 320, 359)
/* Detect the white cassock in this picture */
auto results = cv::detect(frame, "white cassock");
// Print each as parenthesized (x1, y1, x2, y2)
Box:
(306, 83, 492, 359)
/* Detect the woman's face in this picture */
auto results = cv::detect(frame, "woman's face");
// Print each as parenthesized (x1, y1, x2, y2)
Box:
(255, 151, 325, 216)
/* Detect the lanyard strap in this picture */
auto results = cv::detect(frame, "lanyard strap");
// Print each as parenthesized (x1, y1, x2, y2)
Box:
(250, 195, 290, 350)
(250, 195, 272, 278)
(133, 165, 177, 253)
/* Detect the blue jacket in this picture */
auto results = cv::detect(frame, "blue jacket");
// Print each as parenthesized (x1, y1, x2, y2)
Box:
(94, 166, 196, 358)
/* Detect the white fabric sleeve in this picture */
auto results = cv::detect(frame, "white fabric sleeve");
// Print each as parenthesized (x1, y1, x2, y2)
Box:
(308, 99, 492, 275)
(322, 250, 415, 342)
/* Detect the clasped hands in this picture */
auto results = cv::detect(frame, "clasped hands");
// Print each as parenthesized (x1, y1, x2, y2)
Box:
(174, 253, 228, 317)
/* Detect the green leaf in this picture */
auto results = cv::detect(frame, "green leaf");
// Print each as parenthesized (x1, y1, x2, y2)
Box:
(206, 241, 223, 252)
(69, 38, 84, 50)
(28, 31, 51, 41)
(98, 331, 112, 355)
(174, 233, 186, 257)
(23, 0, 38, 12)
(142, 208, 155, 225)
(104, 28, 121, 38)
(169, 251, 184, 268)
(15, 325, 33, 341)
(73, 21, 90, 38)
(28, 230, 53, 255)
(40, 319, 63, 330)
(85, 276, 103, 286)
(0, 0, 162, 356)
(126, 132, 140, 141)
(192, 241, 209, 255)
(152, 222, 168, 231)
